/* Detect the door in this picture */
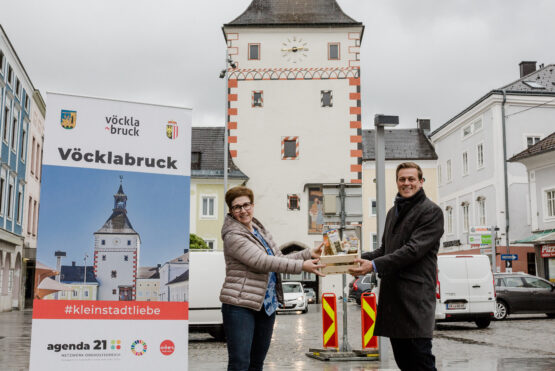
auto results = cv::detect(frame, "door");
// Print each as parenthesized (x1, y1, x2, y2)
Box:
(522, 276, 555, 312)
(119, 287, 133, 301)
(499, 276, 529, 313)
(466, 257, 494, 303)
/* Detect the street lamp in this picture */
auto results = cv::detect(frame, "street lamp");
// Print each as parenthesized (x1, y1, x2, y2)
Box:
(219, 54, 238, 212)
(373, 114, 398, 363)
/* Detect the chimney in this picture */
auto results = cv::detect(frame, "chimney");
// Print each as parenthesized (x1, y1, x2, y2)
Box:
(417, 118, 431, 136)
(519, 61, 537, 78)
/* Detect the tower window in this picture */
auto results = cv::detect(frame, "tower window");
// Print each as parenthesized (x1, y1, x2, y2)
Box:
(328, 43, 340, 60)
(127, 240, 131, 246)
(124, 255, 128, 261)
(101, 240, 106, 245)
(111, 270, 117, 278)
(288, 194, 300, 210)
(282, 137, 299, 160)
(252, 91, 263, 107)
(321, 91, 333, 107)
(112, 289, 117, 295)
(102, 255, 106, 261)
(248, 43, 260, 60)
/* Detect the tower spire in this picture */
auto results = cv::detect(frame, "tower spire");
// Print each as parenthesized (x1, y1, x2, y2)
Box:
(114, 176, 127, 213)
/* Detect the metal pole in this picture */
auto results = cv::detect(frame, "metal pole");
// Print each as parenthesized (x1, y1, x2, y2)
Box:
(491, 225, 497, 273)
(338, 179, 351, 352)
(374, 123, 387, 361)
(223, 49, 229, 212)
(83, 254, 88, 300)
(501, 91, 510, 257)
(55, 256, 62, 300)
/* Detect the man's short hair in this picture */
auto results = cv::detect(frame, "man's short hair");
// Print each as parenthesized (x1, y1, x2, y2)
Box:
(225, 186, 254, 209)
(396, 162, 423, 180)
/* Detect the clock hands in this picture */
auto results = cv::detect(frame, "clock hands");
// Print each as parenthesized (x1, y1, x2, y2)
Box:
(281, 46, 309, 52)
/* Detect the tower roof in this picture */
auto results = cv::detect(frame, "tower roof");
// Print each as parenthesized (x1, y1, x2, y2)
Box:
(95, 182, 138, 235)
(225, 0, 362, 27)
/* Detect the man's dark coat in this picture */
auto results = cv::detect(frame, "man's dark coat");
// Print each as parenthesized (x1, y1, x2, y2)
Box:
(362, 189, 444, 338)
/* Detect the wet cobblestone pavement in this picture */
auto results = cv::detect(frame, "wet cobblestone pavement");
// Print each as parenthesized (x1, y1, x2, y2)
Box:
(1, 303, 555, 370)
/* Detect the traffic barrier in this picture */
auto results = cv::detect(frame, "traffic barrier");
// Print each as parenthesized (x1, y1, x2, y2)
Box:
(321, 293, 338, 349)
(360, 292, 378, 349)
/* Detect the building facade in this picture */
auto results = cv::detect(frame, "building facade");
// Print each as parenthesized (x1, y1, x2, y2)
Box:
(430, 62, 555, 272)
(222, 0, 364, 249)
(509, 132, 555, 281)
(43, 262, 98, 301)
(361, 122, 438, 252)
(190, 127, 247, 251)
(93, 183, 140, 301)
(136, 266, 160, 301)
(0, 25, 34, 311)
(158, 253, 188, 302)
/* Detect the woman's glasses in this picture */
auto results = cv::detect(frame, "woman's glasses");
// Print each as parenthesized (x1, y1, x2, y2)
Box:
(231, 202, 253, 213)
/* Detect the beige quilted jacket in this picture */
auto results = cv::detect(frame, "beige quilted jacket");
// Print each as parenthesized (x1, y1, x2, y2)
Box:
(219, 214, 311, 311)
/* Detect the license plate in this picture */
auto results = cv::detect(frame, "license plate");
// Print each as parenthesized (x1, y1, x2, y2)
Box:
(446, 303, 466, 310)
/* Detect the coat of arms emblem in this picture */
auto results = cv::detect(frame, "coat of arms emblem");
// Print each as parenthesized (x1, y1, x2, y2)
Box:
(166, 120, 178, 139)
(60, 110, 77, 129)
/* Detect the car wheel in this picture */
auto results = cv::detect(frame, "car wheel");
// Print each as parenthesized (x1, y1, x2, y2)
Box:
(303, 306, 308, 314)
(494, 301, 508, 320)
(355, 297, 361, 305)
(546, 313, 555, 318)
(475, 318, 491, 329)
(208, 325, 226, 342)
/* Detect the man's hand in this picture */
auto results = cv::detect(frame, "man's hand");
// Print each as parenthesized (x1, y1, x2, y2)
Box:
(349, 258, 373, 277)
(311, 242, 324, 259)
(302, 258, 326, 277)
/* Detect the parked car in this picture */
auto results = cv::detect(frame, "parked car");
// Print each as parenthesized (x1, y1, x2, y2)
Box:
(278, 282, 308, 313)
(435, 255, 496, 328)
(494, 272, 555, 320)
(352, 273, 377, 305)
(304, 287, 316, 304)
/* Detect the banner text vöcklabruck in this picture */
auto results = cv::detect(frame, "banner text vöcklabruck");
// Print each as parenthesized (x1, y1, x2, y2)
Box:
(58, 148, 177, 169)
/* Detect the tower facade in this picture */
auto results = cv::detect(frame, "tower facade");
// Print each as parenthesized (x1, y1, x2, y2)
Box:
(94, 182, 140, 301)
(223, 0, 364, 246)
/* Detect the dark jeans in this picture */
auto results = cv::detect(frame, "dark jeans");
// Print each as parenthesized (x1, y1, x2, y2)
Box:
(390, 338, 436, 371)
(222, 303, 276, 371)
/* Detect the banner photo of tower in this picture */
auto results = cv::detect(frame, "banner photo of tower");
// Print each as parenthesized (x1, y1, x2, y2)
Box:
(29, 92, 191, 370)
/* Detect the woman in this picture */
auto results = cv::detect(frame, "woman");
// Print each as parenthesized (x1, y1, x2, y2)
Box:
(220, 186, 325, 371)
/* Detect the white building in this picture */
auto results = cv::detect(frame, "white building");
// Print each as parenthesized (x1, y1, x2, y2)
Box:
(136, 266, 160, 302)
(509, 132, 555, 281)
(167, 269, 188, 302)
(222, 0, 364, 249)
(430, 61, 554, 272)
(158, 253, 188, 302)
(93, 183, 140, 300)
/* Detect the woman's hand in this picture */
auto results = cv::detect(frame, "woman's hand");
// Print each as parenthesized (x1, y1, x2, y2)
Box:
(311, 242, 324, 259)
(302, 258, 326, 277)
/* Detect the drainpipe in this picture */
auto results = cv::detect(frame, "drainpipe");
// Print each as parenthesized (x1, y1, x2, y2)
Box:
(501, 90, 510, 255)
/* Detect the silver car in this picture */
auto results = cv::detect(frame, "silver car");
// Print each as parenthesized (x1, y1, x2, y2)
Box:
(278, 282, 308, 314)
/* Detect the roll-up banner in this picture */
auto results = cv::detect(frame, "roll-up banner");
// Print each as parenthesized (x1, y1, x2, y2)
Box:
(29, 92, 191, 370)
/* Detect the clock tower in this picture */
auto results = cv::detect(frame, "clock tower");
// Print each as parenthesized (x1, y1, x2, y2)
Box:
(223, 0, 364, 247)
(94, 179, 140, 301)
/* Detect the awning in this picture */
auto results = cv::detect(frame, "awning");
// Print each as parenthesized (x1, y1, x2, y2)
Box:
(514, 229, 555, 244)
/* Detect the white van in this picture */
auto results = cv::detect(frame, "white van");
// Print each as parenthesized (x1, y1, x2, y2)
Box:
(188, 250, 226, 340)
(435, 255, 496, 328)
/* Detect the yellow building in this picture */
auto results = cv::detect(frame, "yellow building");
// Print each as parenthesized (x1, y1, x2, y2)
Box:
(362, 124, 438, 252)
(136, 266, 160, 301)
(190, 128, 248, 251)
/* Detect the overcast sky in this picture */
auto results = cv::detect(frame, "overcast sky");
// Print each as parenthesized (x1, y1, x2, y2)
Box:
(2, 0, 555, 130)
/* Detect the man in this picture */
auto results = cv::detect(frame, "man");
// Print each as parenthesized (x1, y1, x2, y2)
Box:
(350, 162, 444, 371)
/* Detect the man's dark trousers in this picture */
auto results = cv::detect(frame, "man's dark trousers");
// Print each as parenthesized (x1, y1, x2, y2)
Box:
(390, 338, 436, 371)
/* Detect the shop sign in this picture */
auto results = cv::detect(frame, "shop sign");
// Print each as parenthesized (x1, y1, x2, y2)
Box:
(541, 245, 555, 258)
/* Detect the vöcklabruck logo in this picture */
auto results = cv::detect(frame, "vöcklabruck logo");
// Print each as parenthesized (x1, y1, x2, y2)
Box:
(58, 148, 178, 170)
(105, 114, 140, 136)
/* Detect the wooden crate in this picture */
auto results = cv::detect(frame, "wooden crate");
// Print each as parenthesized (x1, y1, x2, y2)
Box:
(319, 254, 359, 275)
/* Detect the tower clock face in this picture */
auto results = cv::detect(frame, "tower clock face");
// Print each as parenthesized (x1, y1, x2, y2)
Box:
(113, 238, 120, 245)
(281, 36, 309, 63)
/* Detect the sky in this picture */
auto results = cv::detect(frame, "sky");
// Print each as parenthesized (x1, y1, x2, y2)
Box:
(2, 0, 555, 130)
(37, 166, 190, 269)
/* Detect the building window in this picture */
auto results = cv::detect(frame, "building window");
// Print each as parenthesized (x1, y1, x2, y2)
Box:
(527, 136, 541, 148)
(33, 200, 38, 235)
(36, 142, 42, 180)
(370, 199, 376, 216)
(288, 194, 300, 210)
(20, 128, 26, 162)
(111, 270, 117, 278)
(462, 203, 469, 232)
(73, 290, 78, 297)
(30, 137, 36, 174)
(101, 240, 106, 245)
(102, 255, 106, 261)
(3, 106, 10, 142)
(437, 165, 442, 185)
(252, 91, 263, 107)
(477, 197, 486, 225)
(7, 183, 13, 219)
(24, 93, 29, 111)
(321, 90, 333, 107)
(0, 177, 4, 216)
(446, 160, 452, 182)
(84, 290, 89, 297)
(16, 190, 22, 224)
(27, 196, 32, 234)
(462, 152, 468, 175)
(112, 289, 117, 295)
(11, 115, 18, 151)
(446, 207, 453, 234)
(201, 195, 216, 218)
(0, 49, 4, 71)
(127, 240, 131, 246)
(462, 119, 482, 138)
(546, 189, 555, 218)
(7, 270, 13, 293)
(328, 43, 340, 60)
(204, 239, 216, 250)
(282, 137, 299, 159)
(124, 255, 128, 261)
(371, 233, 378, 250)
(248, 43, 260, 60)
(477, 143, 484, 168)
(7, 65, 13, 85)
(15, 78, 21, 98)
(191, 152, 201, 170)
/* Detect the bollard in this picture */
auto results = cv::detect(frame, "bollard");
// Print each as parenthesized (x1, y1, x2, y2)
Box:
(321, 293, 338, 349)
(360, 292, 378, 349)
